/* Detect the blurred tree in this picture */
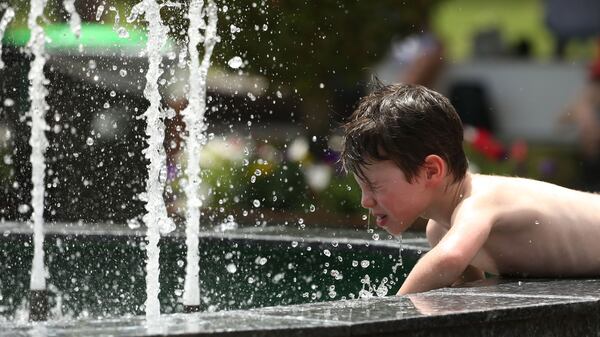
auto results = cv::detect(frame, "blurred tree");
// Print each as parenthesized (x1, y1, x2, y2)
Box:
(210, 0, 441, 152)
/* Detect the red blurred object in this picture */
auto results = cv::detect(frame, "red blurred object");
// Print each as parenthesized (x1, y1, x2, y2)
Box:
(510, 139, 528, 162)
(590, 57, 600, 81)
(466, 127, 505, 161)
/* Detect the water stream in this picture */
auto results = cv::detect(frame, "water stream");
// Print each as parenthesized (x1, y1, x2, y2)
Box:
(182, 0, 219, 309)
(128, 0, 173, 318)
(63, 0, 81, 38)
(27, 0, 50, 294)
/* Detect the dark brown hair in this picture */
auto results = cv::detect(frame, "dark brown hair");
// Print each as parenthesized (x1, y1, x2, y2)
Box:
(341, 83, 468, 184)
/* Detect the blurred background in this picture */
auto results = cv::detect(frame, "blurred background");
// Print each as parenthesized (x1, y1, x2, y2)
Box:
(1, 0, 599, 230)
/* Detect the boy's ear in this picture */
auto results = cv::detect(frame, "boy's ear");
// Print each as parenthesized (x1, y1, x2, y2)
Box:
(421, 155, 446, 186)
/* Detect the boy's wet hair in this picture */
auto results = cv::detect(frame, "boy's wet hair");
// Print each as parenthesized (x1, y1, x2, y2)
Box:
(341, 83, 468, 184)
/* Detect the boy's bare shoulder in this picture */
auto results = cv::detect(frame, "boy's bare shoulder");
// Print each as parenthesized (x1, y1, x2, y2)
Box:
(454, 174, 538, 223)
(468, 174, 550, 206)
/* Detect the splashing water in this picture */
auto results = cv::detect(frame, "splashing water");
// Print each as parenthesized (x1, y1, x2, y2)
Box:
(393, 234, 403, 273)
(27, 0, 50, 293)
(182, 0, 219, 308)
(0, 7, 15, 69)
(96, 4, 105, 21)
(133, 0, 173, 318)
(108, 6, 129, 38)
(63, 0, 81, 38)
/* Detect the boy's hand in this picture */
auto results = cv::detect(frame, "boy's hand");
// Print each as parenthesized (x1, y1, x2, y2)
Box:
(451, 265, 485, 287)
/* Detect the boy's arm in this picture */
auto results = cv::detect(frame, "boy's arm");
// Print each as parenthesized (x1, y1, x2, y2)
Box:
(398, 212, 492, 295)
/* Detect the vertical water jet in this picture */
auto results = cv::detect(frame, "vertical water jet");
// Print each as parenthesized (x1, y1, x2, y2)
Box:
(182, 0, 219, 312)
(27, 0, 50, 322)
(128, 0, 172, 318)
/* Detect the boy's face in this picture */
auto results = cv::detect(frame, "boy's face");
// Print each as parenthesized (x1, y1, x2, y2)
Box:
(354, 160, 430, 236)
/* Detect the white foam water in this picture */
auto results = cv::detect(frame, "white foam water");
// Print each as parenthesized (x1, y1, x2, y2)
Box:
(27, 0, 50, 292)
(0, 7, 15, 69)
(182, 0, 219, 308)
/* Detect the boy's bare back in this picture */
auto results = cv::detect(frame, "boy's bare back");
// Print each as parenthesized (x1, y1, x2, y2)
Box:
(442, 173, 600, 278)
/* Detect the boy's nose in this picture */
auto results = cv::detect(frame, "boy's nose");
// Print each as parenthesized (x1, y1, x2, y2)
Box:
(360, 193, 376, 209)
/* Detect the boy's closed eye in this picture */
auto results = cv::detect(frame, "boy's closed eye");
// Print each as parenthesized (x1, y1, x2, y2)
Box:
(368, 182, 382, 192)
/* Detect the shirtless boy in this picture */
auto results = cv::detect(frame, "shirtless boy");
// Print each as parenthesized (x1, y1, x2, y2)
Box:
(340, 83, 600, 295)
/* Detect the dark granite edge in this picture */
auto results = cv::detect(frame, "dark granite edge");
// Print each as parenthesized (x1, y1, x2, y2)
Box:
(348, 296, 600, 336)
(3, 280, 600, 336)
(425, 289, 598, 301)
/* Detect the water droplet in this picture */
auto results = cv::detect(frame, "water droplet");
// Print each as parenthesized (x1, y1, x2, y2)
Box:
(127, 218, 140, 229)
(229, 24, 240, 34)
(117, 27, 129, 38)
(254, 169, 262, 176)
(362, 214, 368, 221)
(3, 98, 14, 107)
(119, 69, 127, 77)
(18, 204, 30, 214)
(177, 260, 184, 267)
(372, 233, 380, 240)
(86, 137, 94, 146)
(309, 204, 316, 212)
(376, 285, 388, 297)
(252, 199, 260, 207)
(226, 264, 237, 274)
(360, 260, 370, 268)
(358, 289, 372, 299)
(352, 260, 358, 267)
(96, 5, 105, 21)
(291, 241, 298, 248)
(323, 249, 331, 257)
(227, 56, 243, 69)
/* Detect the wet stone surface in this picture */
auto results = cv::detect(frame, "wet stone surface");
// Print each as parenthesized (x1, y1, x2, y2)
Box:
(1, 278, 599, 337)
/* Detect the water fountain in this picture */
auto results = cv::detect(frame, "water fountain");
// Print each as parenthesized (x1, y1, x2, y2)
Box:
(1, 1, 599, 336)
(0, 0, 416, 322)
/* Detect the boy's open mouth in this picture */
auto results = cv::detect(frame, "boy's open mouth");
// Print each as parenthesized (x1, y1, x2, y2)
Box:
(375, 214, 388, 227)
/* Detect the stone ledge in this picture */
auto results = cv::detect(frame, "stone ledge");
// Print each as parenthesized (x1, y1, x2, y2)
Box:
(2, 279, 599, 337)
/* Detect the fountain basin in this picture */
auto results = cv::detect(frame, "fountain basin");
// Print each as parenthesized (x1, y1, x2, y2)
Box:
(0, 222, 425, 319)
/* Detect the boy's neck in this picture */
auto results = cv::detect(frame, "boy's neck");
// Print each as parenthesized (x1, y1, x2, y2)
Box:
(424, 172, 472, 229)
